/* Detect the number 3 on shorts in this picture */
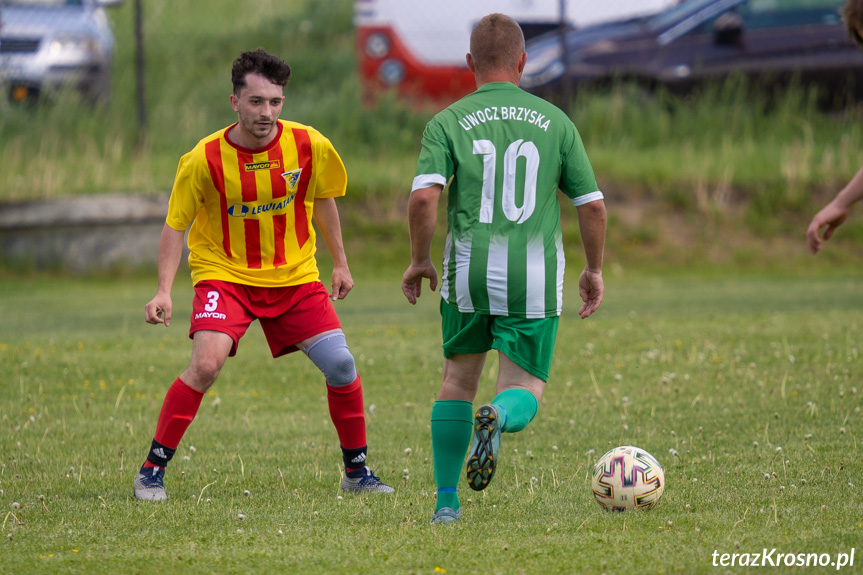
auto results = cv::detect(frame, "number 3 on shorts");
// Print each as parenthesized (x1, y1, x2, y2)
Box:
(204, 291, 220, 312)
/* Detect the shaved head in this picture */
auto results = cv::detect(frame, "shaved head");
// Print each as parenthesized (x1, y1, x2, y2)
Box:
(469, 13, 526, 76)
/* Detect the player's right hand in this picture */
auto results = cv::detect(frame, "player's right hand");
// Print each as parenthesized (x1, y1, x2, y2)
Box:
(145, 294, 173, 327)
(402, 261, 438, 305)
(578, 268, 604, 319)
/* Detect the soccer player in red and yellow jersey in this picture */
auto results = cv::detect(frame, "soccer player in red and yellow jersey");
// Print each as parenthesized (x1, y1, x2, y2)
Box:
(133, 49, 392, 500)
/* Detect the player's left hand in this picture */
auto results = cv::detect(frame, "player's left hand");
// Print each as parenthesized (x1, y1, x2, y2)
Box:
(402, 260, 438, 305)
(806, 200, 849, 254)
(330, 265, 354, 300)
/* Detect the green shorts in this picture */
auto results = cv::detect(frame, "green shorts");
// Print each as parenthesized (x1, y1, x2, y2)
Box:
(440, 299, 559, 381)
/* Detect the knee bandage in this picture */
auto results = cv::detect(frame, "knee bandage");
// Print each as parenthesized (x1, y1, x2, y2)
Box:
(304, 332, 357, 386)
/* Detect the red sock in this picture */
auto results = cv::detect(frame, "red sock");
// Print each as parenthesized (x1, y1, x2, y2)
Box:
(153, 377, 205, 449)
(327, 375, 367, 465)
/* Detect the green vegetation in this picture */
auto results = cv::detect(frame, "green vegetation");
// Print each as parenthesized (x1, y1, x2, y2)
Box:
(0, 0, 425, 205)
(0, 272, 861, 574)
(2, 0, 862, 240)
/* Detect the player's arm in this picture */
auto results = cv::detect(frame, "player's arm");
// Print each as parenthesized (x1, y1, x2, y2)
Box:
(145, 223, 186, 327)
(576, 199, 606, 319)
(313, 197, 353, 301)
(807, 163, 863, 254)
(402, 184, 442, 305)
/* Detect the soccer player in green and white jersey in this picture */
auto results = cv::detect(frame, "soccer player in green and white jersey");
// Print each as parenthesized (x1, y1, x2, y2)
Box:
(402, 13, 607, 525)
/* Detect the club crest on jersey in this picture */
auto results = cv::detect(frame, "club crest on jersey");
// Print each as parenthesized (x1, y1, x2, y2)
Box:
(227, 204, 250, 217)
(282, 168, 302, 190)
(244, 159, 281, 172)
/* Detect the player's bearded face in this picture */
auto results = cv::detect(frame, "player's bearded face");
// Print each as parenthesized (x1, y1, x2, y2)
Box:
(231, 73, 285, 144)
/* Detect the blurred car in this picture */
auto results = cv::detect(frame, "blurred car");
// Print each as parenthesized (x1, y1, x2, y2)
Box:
(521, 0, 863, 102)
(0, 0, 122, 103)
(355, 0, 679, 108)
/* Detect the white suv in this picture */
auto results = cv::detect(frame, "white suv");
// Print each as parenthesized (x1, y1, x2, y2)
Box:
(0, 0, 122, 103)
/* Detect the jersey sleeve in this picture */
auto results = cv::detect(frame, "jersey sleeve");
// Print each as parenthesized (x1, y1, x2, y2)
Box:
(311, 135, 347, 199)
(559, 122, 603, 206)
(166, 150, 205, 232)
(412, 116, 452, 192)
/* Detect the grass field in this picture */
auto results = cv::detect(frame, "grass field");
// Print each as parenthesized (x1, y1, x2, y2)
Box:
(1, 268, 861, 574)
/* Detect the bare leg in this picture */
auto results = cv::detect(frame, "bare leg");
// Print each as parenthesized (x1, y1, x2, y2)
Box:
(179, 330, 234, 393)
(438, 352, 487, 401)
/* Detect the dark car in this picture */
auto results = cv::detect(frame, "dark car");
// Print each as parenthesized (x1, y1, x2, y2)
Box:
(521, 0, 863, 101)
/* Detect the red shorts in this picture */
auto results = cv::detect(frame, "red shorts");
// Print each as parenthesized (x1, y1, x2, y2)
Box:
(189, 280, 342, 358)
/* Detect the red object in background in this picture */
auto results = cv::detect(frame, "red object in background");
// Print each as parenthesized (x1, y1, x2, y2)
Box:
(356, 25, 476, 110)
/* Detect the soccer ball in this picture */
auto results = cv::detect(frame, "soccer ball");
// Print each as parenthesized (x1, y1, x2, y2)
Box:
(591, 445, 665, 511)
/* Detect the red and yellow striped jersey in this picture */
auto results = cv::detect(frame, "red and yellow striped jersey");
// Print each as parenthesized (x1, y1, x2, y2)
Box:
(166, 120, 347, 287)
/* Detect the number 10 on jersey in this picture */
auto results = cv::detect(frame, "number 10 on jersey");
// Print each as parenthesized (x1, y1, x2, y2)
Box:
(474, 139, 539, 225)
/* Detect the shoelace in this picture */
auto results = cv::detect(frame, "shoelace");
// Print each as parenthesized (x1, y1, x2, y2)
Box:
(359, 470, 381, 484)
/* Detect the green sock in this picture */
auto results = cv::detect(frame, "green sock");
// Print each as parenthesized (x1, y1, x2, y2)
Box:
(492, 388, 539, 432)
(430, 400, 474, 512)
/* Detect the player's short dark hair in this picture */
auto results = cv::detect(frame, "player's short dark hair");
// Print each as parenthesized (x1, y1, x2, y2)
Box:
(231, 48, 292, 95)
(845, 0, 863, 49)
(469, 13, 525, 75)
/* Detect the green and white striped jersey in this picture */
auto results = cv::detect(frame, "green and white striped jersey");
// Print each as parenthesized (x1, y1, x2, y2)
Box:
(413, 82, 602, 318)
